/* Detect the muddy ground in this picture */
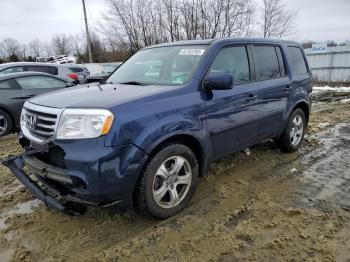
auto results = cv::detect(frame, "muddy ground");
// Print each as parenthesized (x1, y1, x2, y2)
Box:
(0, 90, 349, 262)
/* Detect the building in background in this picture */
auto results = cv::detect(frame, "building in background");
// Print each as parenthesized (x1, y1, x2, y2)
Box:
(304, 44, 350, 84)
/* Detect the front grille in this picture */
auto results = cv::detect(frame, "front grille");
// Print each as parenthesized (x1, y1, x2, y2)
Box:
(22, 102, 63, 144)
(25, 109, 56, 138)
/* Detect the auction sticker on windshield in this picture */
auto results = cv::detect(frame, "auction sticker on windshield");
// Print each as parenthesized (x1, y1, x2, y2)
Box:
(179, 49, 205, 56)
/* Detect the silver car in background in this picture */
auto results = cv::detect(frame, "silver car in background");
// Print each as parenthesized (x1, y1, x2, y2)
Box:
(0, 62, 89, 84)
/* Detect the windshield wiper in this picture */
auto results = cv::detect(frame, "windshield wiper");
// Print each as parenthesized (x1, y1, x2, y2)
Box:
(119, 81, 146, 86)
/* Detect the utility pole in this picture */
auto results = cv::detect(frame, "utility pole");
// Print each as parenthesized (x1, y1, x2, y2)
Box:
(82, 0, 93, 63)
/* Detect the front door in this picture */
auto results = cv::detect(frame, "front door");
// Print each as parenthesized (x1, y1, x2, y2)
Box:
(204, 45, 261, 160)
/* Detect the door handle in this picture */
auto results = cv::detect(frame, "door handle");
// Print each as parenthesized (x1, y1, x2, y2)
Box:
(285, 85, 291, 89)
(246, 93, 258, 102)
(21, 95, 35, 99)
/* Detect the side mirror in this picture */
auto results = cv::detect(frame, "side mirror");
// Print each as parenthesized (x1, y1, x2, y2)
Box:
(66, 82, 75, 87)
(203, 73, 233, 90)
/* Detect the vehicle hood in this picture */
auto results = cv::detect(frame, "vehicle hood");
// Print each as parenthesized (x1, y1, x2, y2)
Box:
(28, 83, 174, 109)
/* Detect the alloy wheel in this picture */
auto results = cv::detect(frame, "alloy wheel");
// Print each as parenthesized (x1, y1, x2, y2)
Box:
(0, 114, 8, 136)
(152, 156, 192, 209)
(290, 115, 304, 146)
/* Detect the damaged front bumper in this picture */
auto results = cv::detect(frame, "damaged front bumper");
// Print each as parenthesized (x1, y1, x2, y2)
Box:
(1, 150, 84, 215)
(1, 139, 149, 215)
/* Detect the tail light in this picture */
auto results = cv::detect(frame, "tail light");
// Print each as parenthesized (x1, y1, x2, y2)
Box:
(68, 73, 78, 80)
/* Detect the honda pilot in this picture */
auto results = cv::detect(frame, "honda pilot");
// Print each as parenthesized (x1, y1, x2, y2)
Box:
(2, 38, 312, 218)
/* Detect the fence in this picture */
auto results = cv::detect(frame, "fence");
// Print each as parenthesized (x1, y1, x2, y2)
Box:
(304, 45, 350, 84)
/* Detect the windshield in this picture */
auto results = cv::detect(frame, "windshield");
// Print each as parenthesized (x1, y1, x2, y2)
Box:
(107, 45, 207, 86)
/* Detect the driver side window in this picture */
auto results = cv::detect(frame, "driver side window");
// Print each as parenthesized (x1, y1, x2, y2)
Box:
(208, 46, 250, 84)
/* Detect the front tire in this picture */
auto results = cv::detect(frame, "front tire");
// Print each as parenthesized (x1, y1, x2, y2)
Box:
(276, 108, 306, 152)
(135, 144, 199, 219)
(0, 109, 12, 137)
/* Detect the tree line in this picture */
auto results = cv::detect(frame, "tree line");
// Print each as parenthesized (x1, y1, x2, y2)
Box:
(0, 0, 348, 64)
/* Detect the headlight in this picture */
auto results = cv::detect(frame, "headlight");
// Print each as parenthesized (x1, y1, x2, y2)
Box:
(56, 109, 114, 139)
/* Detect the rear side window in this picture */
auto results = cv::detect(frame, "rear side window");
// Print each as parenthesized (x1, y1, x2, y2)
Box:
(24, 66, 58, 75)
(288, 47, 308, 75)
(254, 45, 281, 80)
(0, 66, 24, 75)
(16, 76, 66, 89)
(208, 46, 250, 84)
(0, 80, 13, 89)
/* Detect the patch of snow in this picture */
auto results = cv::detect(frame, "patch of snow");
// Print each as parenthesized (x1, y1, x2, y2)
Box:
(313, 86, 350, 93)
(340, 98, 350, 104)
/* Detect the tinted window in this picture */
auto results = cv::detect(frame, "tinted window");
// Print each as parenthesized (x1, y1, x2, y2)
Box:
(275, 47, 286, 76)
(0, 80, 12, 89)
(208, 46, 250, 84)
(16, 76, 66, 89)
(254, 46, 281, 80)
(288, 47, 308, 75)
(69, 67, 84, 73)
(0, 66, 24, 75)
(24, 66, 58, 75)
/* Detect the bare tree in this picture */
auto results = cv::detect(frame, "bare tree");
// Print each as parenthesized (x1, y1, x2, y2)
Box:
(0, 38, 23, 61)
(261, 0, 296, 38)
(43, 43, 53, 57)
(101, 0, 257, 53)
(51, 34, 71, 55)
(28, 39, 43, 57)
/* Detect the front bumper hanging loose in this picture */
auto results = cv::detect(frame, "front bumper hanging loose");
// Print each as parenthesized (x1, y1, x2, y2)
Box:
(1, 149, 84, 216)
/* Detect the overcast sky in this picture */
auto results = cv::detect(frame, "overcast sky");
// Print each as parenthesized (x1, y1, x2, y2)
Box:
(0, 0, 349, 44)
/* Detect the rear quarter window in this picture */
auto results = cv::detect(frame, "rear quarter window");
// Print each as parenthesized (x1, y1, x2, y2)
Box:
(69, 67, 84, 73)
(287, 47, 308, 75)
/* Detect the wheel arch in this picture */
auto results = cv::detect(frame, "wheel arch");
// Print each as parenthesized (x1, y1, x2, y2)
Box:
(0, 105, 15, 132)
(292, 100, 310, 123)
(146, 133, 207, 178)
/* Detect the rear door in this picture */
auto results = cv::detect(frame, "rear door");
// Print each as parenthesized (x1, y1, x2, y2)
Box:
(251, 44, 290, 141)
(15, 75, 67, 99)
(0, 79, 23, 127)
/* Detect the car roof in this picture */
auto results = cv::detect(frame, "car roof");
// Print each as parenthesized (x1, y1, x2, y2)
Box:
(0, 62, 75, 69)
(142, 37, 300, 49)
(0, 72, 67, 81)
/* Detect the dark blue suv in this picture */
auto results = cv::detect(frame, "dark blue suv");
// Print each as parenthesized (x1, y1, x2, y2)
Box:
(2, 38, 312, 218)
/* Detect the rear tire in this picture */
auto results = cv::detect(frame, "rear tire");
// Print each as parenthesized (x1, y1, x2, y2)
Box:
(276, 108, 306, 153)
(0, 109, 12, 137)
(135, 144, 199, 219)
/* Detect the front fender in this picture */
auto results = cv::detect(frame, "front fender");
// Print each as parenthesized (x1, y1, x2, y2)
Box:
(134, 116, 207, 155)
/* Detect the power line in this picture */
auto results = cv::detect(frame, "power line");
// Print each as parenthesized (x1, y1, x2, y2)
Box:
(0, 18, 86, 26)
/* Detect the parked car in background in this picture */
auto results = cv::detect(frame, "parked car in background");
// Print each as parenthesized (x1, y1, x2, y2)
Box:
(0, 72, 73, 137)
(83, 62, 122, 84)
(3, 38, 312, 218)
(68, 66, 90, 83)
(0, 62, 83, 84)
(101, 62, 122, 75)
